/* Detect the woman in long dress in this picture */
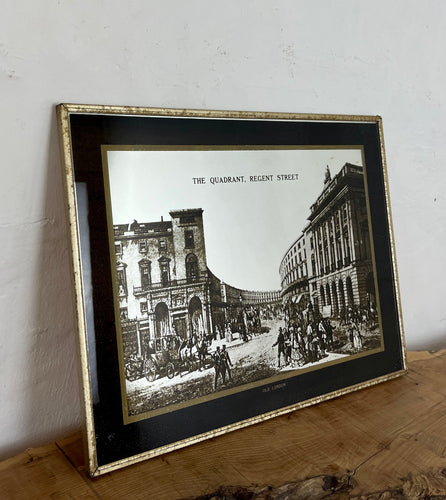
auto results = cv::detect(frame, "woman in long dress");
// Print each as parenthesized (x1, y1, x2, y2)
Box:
(352, 322, 363, 351)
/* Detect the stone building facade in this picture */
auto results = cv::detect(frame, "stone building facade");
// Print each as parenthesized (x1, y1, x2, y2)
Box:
(114, 209, 212, 356)
(279, 233, 310, 314)
(280, 163, 377, 318)
(222, 284, 281, 307)
(221, 282, 281, 324)
(114, 208, 280, 359)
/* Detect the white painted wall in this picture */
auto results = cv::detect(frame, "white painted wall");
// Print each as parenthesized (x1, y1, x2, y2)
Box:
(1, 0, 445, 460)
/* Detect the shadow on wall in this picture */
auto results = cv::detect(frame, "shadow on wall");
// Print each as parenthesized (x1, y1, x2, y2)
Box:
(0, 108, 82, 460)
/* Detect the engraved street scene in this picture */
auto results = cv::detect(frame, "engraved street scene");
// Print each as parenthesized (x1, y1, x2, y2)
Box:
(106, 150, 382, 419)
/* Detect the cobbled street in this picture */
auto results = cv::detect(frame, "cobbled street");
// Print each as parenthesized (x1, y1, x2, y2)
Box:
(125, 316, 380, 417)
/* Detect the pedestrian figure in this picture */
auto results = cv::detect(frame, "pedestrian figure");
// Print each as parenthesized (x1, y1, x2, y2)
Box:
(197, 336, 208, 371)
(225, 324, 233, 343)
(347, 306, 353, 323)
(351, 322, 363, 351)
(317, 320, 327, 357)
(294, 326, 306, 364)
(311, 329, 320, 362)
(184, 334, 194, 359)
(177, 338, 188, 361)
(284, 329, 292, 365)
(306, 322, 317, 363)
(272, 327, 286, 368)
(339, 306, 346, 326)
(212, 346, 223, 390)
(324, 319, 334, 349)
(220, 344, 233, 383)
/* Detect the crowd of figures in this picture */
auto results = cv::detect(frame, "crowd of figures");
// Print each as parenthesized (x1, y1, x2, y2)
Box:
(338, 303, 378, 329)
(126, 300, 378, 390)
(213, 304, 271, 342)
(213, 322, 252, 343)
(271, 319, 335, 368)
(275, 302, 378, 368)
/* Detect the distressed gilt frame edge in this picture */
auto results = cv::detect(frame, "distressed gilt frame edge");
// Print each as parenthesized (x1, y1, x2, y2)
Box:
(56, 103, 407, 477)
(59, 103, 382, 123)
(377, 117, 408, 371)
(57, 104, 99, 475)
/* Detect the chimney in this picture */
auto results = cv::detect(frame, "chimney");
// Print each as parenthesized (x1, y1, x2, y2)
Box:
(161, 216, 164, 222)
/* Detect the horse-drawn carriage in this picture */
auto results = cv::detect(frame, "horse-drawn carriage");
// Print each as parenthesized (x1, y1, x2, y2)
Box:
(125, 334, 213, 383)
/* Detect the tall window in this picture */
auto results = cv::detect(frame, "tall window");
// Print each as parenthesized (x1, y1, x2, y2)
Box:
(343, 230, 351, 264)
(329, 234, 335, 269)
(311, 255, 316, 276)
(159, 258, 171, 287)
(318, 242, 324, 274)
(323, 234, 329, 271)
(140, 300, 148, 314)
(139, 260, 151, 287)
(320, 286, 326, 306)
(116, 262, 127, 296)
(335, 232, 342, 266)
(186, 253, 199, 283)
(185, 230, 194, 249)
(360, 221, 370, 260)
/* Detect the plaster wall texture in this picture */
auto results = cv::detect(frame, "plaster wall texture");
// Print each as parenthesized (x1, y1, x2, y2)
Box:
(1, 0, 445, 460)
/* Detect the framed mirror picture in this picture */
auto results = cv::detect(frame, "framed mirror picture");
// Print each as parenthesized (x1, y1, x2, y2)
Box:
(57, 105, 406, 476)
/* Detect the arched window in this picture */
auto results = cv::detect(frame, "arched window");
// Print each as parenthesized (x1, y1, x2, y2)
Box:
(331, 281, 338, 315)
(326, 284, 331, 305)
(366, 272, 376, 309)
(338, 279, 345, 309)
(155, 302, 169, 338)
(343, 230, 351, 265)
(186, 253, 199, 283)
(320, 285, 326, 306)
(346, 276, 354, 306)
(189, 296, 203, 337)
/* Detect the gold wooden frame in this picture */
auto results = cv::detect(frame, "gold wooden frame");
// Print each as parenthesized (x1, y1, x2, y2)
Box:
(57, 104, 406, 476)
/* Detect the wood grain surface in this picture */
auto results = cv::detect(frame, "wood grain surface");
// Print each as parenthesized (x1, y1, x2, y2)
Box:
(1, 350, 445, 499)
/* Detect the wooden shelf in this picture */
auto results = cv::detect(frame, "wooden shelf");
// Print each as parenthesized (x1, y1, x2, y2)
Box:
(1, 351, 446, 499)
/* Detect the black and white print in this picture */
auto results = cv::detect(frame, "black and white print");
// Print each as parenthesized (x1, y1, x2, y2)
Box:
(105, 148, 382, 421)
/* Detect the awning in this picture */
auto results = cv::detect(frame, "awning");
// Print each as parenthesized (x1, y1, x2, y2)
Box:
(292, 294, 304, 304)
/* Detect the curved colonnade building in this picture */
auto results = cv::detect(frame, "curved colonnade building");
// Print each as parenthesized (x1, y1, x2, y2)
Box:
(279, 163, 377, 320)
